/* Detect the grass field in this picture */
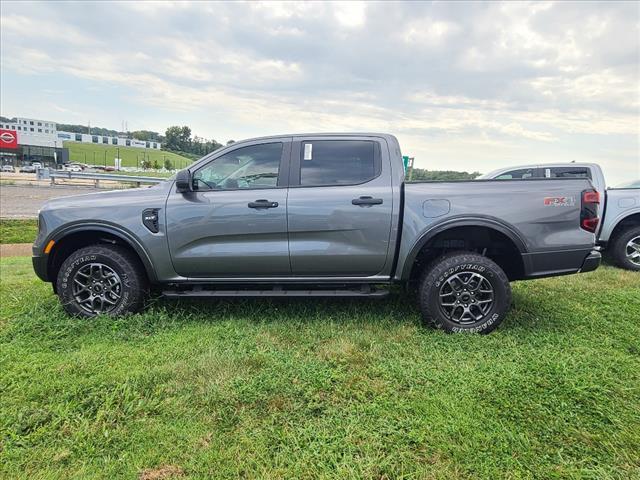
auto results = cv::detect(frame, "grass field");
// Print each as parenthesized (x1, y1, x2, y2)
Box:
(0, 219, 38, 244)
(0, 257, 638, 479)
(64, 142, 193, 169)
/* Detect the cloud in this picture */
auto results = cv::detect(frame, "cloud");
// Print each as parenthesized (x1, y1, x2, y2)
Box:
(0, 0, 638, 184)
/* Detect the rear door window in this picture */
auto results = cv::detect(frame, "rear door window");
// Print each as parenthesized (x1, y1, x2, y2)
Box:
(545, 167, 591, 179)
(299, 140, 380, 187)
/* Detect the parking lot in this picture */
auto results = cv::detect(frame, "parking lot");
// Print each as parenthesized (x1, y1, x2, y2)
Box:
(0, 184, 98, 218)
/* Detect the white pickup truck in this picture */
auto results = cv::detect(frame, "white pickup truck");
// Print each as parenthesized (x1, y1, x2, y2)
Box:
(481, 163, 640, 271)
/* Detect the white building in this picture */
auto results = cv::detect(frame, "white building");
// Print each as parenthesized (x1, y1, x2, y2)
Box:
(56, 131, 161, 150)
(1, 117, 62, 148)
(0, 116, 161, 150)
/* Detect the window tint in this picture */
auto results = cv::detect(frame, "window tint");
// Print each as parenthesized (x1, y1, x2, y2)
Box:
(546, 167, 591, 179)
(300, 140, 378, 186)
(193, 142, 283, 190)
(495, 168, 537, 180)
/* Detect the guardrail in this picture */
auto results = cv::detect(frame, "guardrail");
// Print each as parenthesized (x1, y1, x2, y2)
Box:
(43, 170, 167, 188)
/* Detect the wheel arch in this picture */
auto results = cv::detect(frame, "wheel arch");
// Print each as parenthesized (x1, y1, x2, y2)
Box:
(607, 211, 640, 243)
(400, 217, 528, 282)
(45, 223, 157, 286)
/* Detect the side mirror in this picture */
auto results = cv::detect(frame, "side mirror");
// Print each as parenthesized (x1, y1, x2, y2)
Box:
(175, 169, 192, 193)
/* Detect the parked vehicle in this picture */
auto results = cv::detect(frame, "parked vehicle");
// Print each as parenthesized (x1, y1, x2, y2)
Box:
(19, 165, 36, 173)
(481, 163, 639, 271)
(1, 165, 15, 173)
(63, 164, 83, 172)
(31, 162, 43, 169)
(33, 134, 601, 333)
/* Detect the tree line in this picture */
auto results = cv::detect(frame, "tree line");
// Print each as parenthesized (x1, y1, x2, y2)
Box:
(408, 168, 481, 181)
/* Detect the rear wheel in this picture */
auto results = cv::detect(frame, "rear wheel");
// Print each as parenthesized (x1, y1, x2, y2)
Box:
(610, 226, 640, 271)
(56, 244, 148, 317)
(419, 252, 512, 334)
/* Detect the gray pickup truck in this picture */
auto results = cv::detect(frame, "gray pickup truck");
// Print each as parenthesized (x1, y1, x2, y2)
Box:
(33, 133, 601, 333)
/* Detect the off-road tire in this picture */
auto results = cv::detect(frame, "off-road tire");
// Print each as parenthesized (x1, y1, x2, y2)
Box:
(57, 244, 148, 317)
(609, 225, 640, 271)
(419, 252, 512, 334)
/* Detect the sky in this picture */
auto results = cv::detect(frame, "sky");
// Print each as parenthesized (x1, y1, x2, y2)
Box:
(1, 1, 638, 185)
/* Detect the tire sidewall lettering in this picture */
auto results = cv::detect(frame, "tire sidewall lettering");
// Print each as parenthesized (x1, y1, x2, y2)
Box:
(434, 263, 487, 288)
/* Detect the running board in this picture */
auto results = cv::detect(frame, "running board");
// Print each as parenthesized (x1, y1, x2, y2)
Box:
(162, 285, 389, 298)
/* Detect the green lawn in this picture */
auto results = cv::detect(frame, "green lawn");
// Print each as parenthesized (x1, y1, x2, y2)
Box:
(64, 142, 193, 169)
(0, 219, 38, 244)
(0, 258, 638, 479)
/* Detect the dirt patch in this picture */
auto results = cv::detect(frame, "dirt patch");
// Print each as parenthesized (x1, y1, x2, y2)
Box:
(0, 243, 31, 257)
(138, 465, 184, 480)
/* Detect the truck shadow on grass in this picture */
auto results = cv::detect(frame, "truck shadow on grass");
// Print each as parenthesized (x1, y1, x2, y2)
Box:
(5, 281, 602, 346)
(136, 286, 574, 335)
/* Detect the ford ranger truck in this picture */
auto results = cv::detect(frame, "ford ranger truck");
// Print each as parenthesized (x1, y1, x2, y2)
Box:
(32, 134, 601, 333)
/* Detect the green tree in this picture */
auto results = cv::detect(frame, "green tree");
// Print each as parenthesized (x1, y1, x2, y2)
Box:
(409, 168, 481, 181)
(163, 126, 222, 157)
(164, 158, 174, 171)
(152, 159, 160, 170)
(131, 130, 162, 142)
(164, 125, 192, 151)
(141, 159, 152, 170)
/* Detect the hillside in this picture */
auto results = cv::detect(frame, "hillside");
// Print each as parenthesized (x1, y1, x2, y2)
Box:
(63, 142, 193, 169)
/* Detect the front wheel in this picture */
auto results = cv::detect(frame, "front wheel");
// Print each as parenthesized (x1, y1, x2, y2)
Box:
(419, 252, 512, 334)
(56, 244, 148, 317)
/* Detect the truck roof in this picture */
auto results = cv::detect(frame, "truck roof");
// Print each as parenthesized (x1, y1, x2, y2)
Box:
(228, 132, 398, 144)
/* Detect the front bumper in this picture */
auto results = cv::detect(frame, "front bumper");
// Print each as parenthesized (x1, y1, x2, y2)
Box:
(579, 249, 601, 273)
(32, 253, 49, 282)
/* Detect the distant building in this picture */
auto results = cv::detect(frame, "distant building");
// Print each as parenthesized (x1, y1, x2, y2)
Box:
(56, 131, 161, 150)
(0, 116, 161, 168)
(0, 117, 68, 168)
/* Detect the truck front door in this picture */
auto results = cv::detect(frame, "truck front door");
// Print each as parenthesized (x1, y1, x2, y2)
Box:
(286, 137, 394, 276)
(166, 140, 291, 278)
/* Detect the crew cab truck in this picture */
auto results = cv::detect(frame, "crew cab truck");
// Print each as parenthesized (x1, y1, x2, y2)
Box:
(33, 134, 601, 333)
(481, 163, 640, 271)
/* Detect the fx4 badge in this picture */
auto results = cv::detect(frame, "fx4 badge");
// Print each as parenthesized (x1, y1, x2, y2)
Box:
(544, 196, 576, 207)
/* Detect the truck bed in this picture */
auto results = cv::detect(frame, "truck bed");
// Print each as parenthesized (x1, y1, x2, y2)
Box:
(397, 177, 597, 280)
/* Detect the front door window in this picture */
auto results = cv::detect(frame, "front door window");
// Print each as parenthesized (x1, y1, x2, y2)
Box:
(193, 143, 283, 190)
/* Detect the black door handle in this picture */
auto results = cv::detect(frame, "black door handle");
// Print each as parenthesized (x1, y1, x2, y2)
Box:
(248, 199, 279, 209)
(352, 196, 383, 206)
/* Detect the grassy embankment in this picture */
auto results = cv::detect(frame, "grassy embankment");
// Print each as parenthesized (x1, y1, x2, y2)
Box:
(63, 142, 193, 170)
(0, 255, 638, 479)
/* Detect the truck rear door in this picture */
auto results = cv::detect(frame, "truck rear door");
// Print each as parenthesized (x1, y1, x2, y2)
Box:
(286, 136, 393, 276)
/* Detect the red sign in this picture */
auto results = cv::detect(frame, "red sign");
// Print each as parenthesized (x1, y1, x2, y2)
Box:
(0, 129, 18, 149)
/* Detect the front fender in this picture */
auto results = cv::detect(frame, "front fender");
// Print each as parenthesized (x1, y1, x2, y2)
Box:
(35, 221, 157, 283)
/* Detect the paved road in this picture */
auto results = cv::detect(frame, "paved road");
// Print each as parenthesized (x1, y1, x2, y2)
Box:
(0, 185, 99, 218)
